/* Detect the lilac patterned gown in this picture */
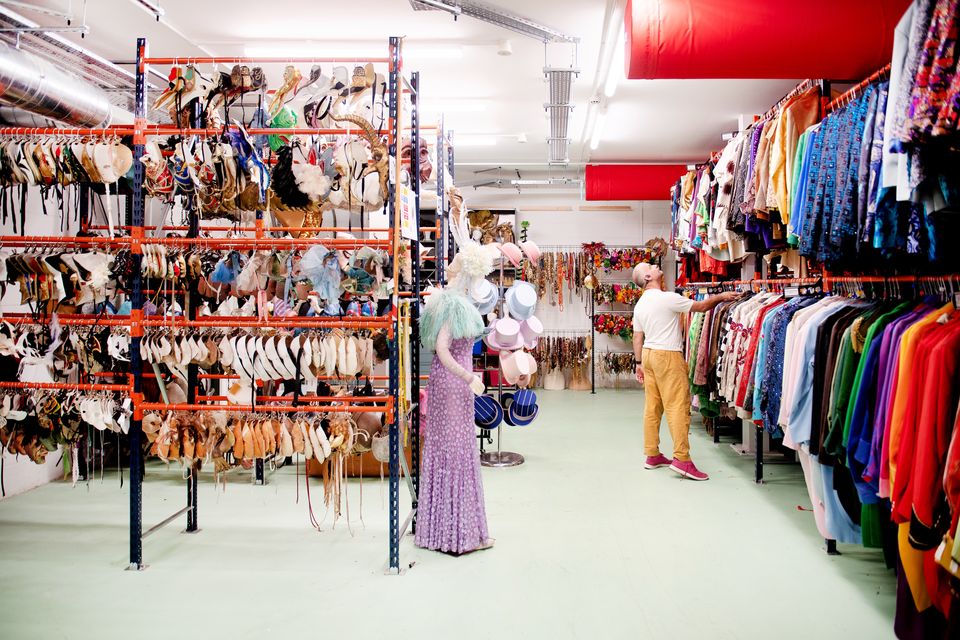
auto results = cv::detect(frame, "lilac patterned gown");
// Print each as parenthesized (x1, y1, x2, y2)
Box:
(415, 336, 490, 554)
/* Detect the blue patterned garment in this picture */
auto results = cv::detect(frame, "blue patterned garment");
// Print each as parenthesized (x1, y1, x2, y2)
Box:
(855, 87, 880, 243)
(829, 98, 858, 247)
(802, 115, 840, 259)
(906, 200, 925, 255)
(758, 297, 820, 436)
(798, 120, 828, 257)
(749, 308, 780, 420)
(872, 187, 900, 252)
(863, 82, 890, 244)
(817, 92, 871, 264)
(791, 126, 819, 242)
(754, 301, 794, 432)
(829, 87, 874, 257)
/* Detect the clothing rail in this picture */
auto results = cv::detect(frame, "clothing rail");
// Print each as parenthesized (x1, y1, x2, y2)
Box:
(195, 395, 391, 404)
(823, 274, 960, 293)
(91, 371, 426, 382)
(142, 56, 392, 65)
(0, 381, 131, 392)
(2, 313, 130, 321)
(0, 126, 381, 137)
(142, 237, 391, 249)
(539, 244, 653, 250)
(0, 235, 131, 246)
(141, 317, 392, 329)
(1, 313, 392, 331)
(680, 79, 829, 176)
(138, 402, 391, 414)
(681, 278, 820, 288)
(757, 79, 824, 123)
(825, 64, 892, 113)
(0, 126, 132, 136)
(89, 225, 396, 233)
(3, 317, 131, 327)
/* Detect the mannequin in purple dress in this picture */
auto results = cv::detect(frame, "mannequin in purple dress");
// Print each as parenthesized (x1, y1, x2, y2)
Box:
(415, 187, 495, 555)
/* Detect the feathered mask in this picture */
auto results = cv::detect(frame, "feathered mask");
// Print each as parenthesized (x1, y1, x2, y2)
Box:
(446, 186, 496, 288)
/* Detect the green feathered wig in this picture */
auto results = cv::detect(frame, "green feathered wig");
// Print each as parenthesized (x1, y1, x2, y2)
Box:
(421, 288, 484, 350)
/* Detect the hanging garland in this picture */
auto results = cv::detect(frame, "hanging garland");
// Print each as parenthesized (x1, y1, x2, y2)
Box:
(594, 313, 633, 340)
(600, 352, 636, 376)
(593, 282, 643, 306)
(582, 242, 654, 273)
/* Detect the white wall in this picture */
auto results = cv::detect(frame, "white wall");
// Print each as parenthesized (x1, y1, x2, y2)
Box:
(1, 449, 63, 498)
(0, 185, 83, 497)
(465, 191, 674, 389)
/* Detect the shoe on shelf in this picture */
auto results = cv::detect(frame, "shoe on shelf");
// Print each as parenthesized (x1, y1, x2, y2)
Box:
(644, 454, 672, 469)
(670, 459, 709, 481)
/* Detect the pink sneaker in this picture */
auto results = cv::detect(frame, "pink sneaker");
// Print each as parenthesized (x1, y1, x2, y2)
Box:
(644, 454, 672, 469)
(670, 459, 709, 481)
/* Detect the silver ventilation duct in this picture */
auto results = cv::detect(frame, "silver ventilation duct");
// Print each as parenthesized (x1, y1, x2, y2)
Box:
(410, 0, 579, 165)
(0, 105, 60, 127)
(0, 40, 112, 127)
(0, 5, 164, 123)
(409, 0, 577, 43)
(545, 67, 577, 165)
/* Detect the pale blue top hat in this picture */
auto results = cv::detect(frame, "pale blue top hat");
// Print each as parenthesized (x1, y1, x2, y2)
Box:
(470, 278, 499, 316)
(504, 280, 538, 321)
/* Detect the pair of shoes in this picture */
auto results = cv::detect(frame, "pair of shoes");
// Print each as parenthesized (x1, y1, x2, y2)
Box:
(669, 459, 709, 481)
(644, 454, 672, 469)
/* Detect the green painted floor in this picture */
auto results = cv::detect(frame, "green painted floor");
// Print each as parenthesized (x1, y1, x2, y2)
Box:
(0, 390, 895, 640)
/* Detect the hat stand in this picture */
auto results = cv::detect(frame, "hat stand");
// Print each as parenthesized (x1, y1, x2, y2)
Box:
(480, 220, 524, 468)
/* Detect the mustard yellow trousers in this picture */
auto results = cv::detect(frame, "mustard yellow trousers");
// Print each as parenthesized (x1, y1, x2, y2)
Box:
(641, 348, 691, 462)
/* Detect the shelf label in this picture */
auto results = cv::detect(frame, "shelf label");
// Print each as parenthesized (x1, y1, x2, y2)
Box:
(399, 184, 417, 241)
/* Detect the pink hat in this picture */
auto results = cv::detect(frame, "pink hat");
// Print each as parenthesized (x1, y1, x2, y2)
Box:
(519, 316, 543, 349)
(484, 317, 523, 351)
(519, 240, 541, 263)
(498, 242, 523, 268)
(500, 350, 537, 386)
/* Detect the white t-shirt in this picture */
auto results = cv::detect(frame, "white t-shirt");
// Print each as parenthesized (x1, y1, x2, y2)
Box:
(632, 289, 694, 352)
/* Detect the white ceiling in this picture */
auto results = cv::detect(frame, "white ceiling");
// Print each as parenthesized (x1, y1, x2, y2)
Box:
(22, 0, 802, 173)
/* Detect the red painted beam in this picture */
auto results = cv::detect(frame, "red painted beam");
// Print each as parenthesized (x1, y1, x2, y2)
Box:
(585, 164, 686, 201)
(625, 0, 911, 80)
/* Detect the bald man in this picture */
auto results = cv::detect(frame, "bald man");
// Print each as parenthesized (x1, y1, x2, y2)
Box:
(631, 262, 739, 481)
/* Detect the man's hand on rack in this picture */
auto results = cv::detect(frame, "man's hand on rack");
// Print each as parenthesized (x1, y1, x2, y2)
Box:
(718, 290, 743, 302)
(635, 363, 645, 385)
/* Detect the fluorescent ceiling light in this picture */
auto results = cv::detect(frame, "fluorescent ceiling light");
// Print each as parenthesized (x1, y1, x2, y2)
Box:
(421, 100, 488, 113)
(511, 179, 581, 186)
(243, 43, 462, 60)
(603, 5, 624, 50)
(245, 43, 378, 59)
(407, 46, 463, 60)
(589, 111, 606, 151)
(603, 24, 625, 98)
(455, 135, 498, 146)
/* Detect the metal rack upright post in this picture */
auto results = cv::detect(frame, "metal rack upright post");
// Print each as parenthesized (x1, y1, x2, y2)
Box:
(409, 70, 422, 535)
